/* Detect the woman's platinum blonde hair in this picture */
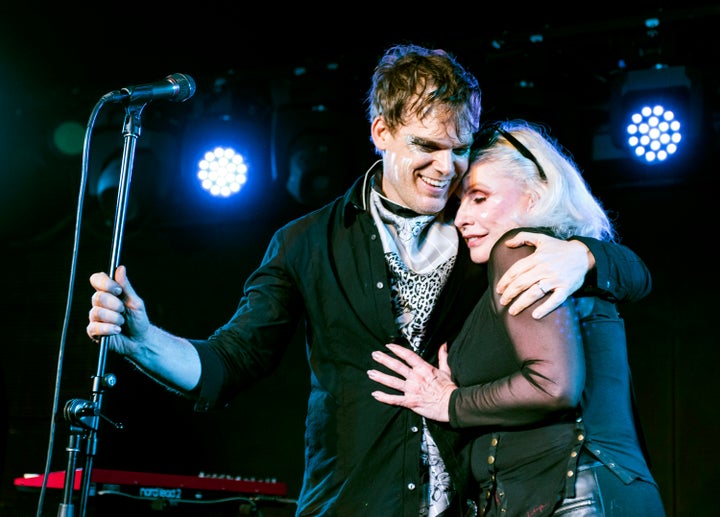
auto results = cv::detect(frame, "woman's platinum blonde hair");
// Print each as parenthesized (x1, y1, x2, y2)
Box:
(469, 120, 616, 241)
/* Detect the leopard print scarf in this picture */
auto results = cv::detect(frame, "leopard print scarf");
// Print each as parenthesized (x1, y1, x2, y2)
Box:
(369, 187, 458, 517)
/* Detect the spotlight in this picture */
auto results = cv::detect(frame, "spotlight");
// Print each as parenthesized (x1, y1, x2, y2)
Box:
(270, 64, 368, 207)
(178, 115, 270, 224)
(88, 128, 178, 228)
(195, 145, 249, 198)
(50, 120, 85, 157)
(283, 122, 346, 207)
(624, 104, 681, 164)
(610, 65, 704, 165)
(94, 154, 148, 224)
(272, 105, 365, 207)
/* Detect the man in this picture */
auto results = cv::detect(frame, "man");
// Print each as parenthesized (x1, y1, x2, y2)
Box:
(87, 44, 651, 517)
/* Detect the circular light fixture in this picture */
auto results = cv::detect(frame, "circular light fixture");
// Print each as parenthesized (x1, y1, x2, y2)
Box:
(196, 146, 249, 198)
(625, 104, 682, 164)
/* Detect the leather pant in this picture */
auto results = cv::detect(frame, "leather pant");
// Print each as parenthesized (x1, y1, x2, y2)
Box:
(553, 461, 666, 517)
(464, 461, 666, 517)
(553, 462, 606, 515)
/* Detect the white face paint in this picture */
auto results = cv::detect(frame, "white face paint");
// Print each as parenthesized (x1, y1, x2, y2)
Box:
(378, 111, 472, 215)
(384, 151, 413, 185)
(454, 160, 532, 264)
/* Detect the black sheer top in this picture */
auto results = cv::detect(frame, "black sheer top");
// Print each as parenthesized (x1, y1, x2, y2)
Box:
(447, 228, 655, 516)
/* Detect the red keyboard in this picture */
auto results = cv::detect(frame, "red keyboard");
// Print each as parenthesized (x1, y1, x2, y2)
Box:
(15, 468, 288, 497)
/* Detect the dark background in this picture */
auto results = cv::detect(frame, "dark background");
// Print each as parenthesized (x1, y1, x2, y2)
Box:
(1, 5, 718, 516)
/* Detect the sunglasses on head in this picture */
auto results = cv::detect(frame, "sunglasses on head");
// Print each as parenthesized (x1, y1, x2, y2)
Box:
(474, 123, 547, 181)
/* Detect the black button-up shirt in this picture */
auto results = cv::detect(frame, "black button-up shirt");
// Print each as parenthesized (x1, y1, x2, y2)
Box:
(189, 167, 651, 517)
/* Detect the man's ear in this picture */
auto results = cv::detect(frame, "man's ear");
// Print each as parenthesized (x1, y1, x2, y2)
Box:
(370, 116, 389, 151)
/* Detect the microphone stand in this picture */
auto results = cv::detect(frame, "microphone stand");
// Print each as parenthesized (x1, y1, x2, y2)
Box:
(57, 100, 148, 517)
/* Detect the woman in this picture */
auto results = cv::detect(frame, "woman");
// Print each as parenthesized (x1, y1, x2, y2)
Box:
(367, 120, 665, 516)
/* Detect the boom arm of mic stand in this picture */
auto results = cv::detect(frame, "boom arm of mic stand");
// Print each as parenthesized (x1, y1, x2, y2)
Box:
(58, 101, 146, 517)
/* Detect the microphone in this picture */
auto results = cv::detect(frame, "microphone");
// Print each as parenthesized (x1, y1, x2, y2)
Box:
(105, 73, 196, 104)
